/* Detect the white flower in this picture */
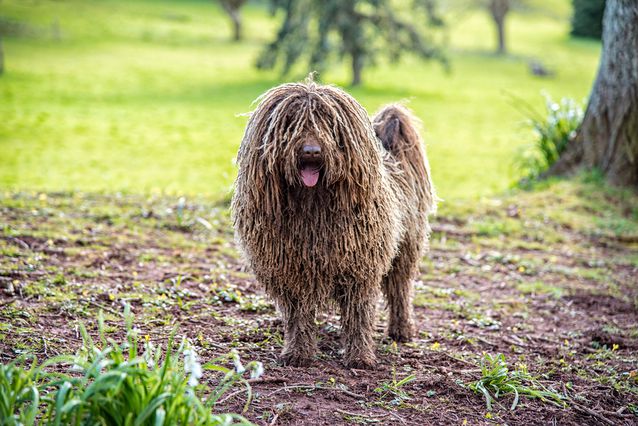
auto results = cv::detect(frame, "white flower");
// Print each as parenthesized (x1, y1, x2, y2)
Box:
(143, 340, 156, 369)
(70, 363, 84, 373)
(183, 343, 203, 387)
(231, 350, 245, 374)
(250, 362, 264, 379)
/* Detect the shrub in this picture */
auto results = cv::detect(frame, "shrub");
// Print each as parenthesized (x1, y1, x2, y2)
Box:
(0, 305, 261, 425)
(571, 0, 606, 39)
(514, 93, 584, 183)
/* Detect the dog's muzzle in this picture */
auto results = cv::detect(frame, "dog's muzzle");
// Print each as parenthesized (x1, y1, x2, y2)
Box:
(299, 144, 322, 187)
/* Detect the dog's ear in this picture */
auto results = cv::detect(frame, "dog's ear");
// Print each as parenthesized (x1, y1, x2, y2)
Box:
(374, 117, 401, 151)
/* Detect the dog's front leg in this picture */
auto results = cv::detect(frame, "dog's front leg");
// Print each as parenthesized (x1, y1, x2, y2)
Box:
(278, 300, 317, 367)
(338, 286, 378, 369)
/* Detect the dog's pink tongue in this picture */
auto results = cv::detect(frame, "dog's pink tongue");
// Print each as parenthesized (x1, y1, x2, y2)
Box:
(300, 166, 320, 187)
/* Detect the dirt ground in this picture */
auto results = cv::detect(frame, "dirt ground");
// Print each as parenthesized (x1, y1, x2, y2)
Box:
(1, 178, 637, 425)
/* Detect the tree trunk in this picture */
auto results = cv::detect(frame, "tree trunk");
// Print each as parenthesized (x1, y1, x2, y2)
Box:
(495, 17, 505, 54)
(548, 0, 638, 188)
(489, 0, 509, 55)
(351, 52, 363, 86)
(229, 10, 241, 42)
(0, 36, 4, 76)
(219, 0, 244, 42)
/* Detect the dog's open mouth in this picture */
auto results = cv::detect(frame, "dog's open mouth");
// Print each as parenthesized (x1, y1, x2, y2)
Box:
(298, 144, 322, 187)
(299, 159, 321, 187)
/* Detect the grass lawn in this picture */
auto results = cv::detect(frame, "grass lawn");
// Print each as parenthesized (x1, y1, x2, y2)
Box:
(0, 0, 600, 200)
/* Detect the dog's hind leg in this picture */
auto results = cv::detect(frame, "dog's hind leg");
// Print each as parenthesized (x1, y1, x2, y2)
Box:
(337, 284, 378, 369)
(382, 238, 420, 343)
(278, 300, 317, 367)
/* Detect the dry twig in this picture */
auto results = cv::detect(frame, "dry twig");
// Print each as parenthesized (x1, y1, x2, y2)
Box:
(267, 383, 364, 399)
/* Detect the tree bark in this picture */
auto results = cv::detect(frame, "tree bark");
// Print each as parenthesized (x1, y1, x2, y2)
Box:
(0, 36, 4, 75)
(219, 0, 245, 42)
(548, 0, 638, 188)
(351, 52, 363, 86)
(229, 11, 241, 42)
(489, 0, 509, 55)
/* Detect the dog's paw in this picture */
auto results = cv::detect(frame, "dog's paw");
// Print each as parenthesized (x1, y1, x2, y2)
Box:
(388, 325, 414, 343)
(344, 354, 377, 370)
(279, 351, 312, 367)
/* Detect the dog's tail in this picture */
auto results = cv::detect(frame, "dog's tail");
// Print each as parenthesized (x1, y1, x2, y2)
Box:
(373, 104, 436, 214)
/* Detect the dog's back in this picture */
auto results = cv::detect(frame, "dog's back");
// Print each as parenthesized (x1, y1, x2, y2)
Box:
(373, 104, 436, 217)
(372, 104, 436, 342)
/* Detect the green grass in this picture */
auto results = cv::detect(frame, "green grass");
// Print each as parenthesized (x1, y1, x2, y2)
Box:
(516, 281, 564, 298)
(0, 305, 261, 425)
(374, 367, 416, 403)
(0, 0, 600, 199)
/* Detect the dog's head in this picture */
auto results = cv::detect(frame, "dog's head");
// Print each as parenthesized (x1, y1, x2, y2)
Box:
(237, 81, 382, 198)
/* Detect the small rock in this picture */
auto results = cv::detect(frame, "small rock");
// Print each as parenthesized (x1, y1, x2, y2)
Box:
(0, 277, 16, 295)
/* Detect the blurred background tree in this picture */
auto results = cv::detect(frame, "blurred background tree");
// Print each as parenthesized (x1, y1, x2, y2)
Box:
(549, 0, 637, 187)
(0, 35, 4, 75)
(455, 0, 518, 55)
(451, 0, 516, 55)
(218, 0, 247, 41)
(571, 0, 605, 39)
(482, 0, 607, 57)
(488, 0, 510, 54)
(256, 0, 446, 86)
(0, 0, 4, 76)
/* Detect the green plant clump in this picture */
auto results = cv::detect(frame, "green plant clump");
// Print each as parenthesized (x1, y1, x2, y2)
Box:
(374, 367, 416, 404)
(0, 305, 262, 425)
(0, 357, 41, 425)
(515, 93, 584, 182)
(468, 353, 565, 411)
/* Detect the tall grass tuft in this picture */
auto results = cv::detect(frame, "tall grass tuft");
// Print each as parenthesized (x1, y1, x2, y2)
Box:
(468, 353, 565, 411)
(0, 305, 261, 425)
(514, 93, 584, 182)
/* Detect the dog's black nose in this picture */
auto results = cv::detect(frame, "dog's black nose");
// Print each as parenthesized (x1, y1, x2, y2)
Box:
(303, 145, 321, 156)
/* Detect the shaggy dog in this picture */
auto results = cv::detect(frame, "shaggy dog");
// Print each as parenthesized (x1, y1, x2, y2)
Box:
(231, 81, 435, 368)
